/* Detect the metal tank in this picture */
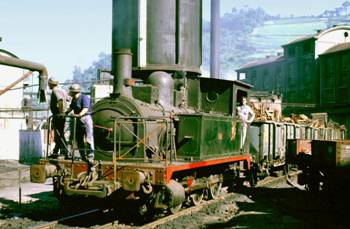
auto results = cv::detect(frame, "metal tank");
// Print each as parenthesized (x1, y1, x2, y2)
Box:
(112, 0, 202, 75)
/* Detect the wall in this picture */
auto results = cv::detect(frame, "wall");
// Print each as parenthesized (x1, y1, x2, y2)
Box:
(0, 52, 27, 160)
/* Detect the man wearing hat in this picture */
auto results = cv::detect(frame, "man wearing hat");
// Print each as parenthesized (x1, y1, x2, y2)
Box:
(48, 77, 69, 158)
(65, 84, 94, 163)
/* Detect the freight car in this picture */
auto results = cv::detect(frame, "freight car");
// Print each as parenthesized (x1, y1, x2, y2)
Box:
(30, 0, 255, 215)
(288, 139, 350, 192)
(250, 120, 345, 177)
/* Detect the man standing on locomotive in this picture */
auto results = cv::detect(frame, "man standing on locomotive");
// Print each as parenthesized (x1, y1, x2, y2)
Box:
(237, 97, 255, 151)
(48, 78, 69, 158)
(65, 84, 94, 163)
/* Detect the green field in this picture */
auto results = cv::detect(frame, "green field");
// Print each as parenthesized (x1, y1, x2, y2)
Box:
(247, 18, 327, 59)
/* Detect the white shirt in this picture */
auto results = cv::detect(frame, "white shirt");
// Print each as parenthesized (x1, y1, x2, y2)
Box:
(237, 105, 255, 124)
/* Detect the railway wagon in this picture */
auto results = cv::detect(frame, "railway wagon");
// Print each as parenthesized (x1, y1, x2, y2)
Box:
(296, 140, 350, 191)
(249, 121, 345, 177)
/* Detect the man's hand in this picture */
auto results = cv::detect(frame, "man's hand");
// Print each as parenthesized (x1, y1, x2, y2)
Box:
(49, 129, 54, 143)
(58, 113, 65, 118)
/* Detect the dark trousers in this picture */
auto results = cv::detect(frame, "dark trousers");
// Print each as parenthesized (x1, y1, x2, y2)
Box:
(52, 116, 67, 156)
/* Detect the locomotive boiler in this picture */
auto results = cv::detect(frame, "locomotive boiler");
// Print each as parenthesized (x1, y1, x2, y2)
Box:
(30, 0, 253, 214)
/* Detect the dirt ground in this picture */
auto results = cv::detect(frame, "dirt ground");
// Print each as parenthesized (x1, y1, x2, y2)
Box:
(0, 160, 28, 188)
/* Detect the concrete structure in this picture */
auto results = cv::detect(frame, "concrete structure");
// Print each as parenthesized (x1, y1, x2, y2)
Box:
(0, 49, 26, 159)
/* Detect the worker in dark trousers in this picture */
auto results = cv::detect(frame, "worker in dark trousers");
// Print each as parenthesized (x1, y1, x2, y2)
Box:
(65, 84, 94, 163)
(48, 78, 69, 158)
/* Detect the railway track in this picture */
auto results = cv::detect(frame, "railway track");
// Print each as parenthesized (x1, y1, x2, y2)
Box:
(30, 171, 301, 229)
(140, 170, 301, 229)
(30, 208, 102, 229)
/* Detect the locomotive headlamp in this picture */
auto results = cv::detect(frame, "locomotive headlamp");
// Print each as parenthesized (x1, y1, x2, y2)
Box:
(124, 79, 135, 86)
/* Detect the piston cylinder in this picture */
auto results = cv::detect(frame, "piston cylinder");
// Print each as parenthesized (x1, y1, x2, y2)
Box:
(165, 179, 185, 208)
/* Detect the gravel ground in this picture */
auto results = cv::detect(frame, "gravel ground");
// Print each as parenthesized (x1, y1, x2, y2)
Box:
(152, 176, 350, 229)
(1, 161, 350, 229)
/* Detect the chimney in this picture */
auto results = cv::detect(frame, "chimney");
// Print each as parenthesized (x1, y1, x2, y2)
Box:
(112, 48, 132, 97)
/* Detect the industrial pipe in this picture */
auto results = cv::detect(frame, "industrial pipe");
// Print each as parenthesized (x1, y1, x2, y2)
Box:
(210, 0, 220, 79)
(0, 71, 33, 96)
(0, 54, 48, 102)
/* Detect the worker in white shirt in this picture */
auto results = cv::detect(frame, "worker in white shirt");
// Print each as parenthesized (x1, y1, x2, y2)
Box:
(237, 97, 255, 151)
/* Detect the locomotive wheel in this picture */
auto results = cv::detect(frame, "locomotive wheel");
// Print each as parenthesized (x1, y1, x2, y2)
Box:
(190, 191, 204, 206)
(208, 182, 222, 200)
(169, 203, 182, 214)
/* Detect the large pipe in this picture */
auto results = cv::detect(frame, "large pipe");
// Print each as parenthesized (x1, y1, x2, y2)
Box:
(0, 54, 48, 102)
(210, 0, 220, 79)
(112, 48, 132, 96)
(0, 71, 33, 96)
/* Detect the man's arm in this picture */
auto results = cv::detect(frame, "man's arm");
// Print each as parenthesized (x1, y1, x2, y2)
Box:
(246, 106, 255, 123)
(58, 100, 65, 114)
(65, 107, 73, 115)
(76, 108, 89, 117)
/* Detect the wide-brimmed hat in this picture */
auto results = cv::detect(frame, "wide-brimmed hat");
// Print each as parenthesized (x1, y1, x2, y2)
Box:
(69, 84, 81, 93)
(48, 77, 58, 85)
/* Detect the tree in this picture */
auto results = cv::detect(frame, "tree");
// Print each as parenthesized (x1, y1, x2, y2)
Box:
(71, 53, 111, 92)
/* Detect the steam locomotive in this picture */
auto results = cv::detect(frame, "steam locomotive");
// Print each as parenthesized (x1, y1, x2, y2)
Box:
(29, 0, 346, 216)
(30, 0, 254, 214)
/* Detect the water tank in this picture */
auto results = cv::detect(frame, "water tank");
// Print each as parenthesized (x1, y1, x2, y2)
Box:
(112, 0, 202, 75)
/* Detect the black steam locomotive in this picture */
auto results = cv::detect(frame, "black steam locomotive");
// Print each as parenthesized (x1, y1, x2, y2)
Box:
(29, 0, 346, 215)
(30, 0, 254, 214)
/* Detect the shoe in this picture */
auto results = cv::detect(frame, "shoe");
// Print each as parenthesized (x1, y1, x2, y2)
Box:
(57, 155, 65, 160)
(48, 154, 58, 159)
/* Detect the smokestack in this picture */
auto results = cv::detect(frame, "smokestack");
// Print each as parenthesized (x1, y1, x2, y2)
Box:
(210, 0, 220, 78)
(112, 48, 132, 96)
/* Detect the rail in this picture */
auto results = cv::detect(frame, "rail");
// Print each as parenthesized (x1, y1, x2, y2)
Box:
(30, 208, 101, 229)
(29, 171, 301, 229)
(140, 171, 301, 229)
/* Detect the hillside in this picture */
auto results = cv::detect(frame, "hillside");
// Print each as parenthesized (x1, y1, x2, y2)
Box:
(201, 7, 274, 79)
(246, 18, 327, 59)
(70, 7, 332, 90)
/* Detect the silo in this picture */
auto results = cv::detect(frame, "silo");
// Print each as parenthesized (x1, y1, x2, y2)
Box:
(112, 0, 202, 77)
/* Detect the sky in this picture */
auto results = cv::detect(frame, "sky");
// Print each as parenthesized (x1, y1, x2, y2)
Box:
(203, 0, 347, 20)
(0, 1, 112, 82)
(0, 0, 347, 82)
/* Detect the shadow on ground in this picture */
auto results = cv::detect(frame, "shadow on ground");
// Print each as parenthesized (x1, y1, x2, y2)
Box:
(204, 185, 350, 229)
